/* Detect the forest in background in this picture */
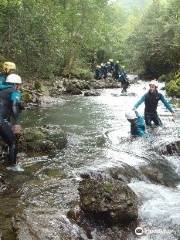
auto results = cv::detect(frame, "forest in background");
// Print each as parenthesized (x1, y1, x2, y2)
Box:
(0, 0, 179, 96)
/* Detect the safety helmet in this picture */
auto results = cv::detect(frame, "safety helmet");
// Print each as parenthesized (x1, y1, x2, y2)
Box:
(125, 111, 136, 120)
(110, 59, 113, 62)
(101, 63, 104, 66)
(116, 60, 119, 63)
(107, 61, 110, 64)
(3, 62, 16, 72)
(149, 80, 158, 88)
(6, 74, 22, 84)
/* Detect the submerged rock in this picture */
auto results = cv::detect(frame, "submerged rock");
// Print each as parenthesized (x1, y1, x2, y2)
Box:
(165, 141, 180, 155)
(84, 91, 100, 97)
(78, 178, 138, 226)
(19, 125, 67, 156)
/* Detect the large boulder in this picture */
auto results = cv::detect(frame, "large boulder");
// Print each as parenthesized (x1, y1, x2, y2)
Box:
(19, 125, 67, 156)
(78, 178, 138, 226)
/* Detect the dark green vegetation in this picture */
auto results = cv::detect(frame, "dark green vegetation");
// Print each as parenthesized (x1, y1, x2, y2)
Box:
(0, 0, 179, 95)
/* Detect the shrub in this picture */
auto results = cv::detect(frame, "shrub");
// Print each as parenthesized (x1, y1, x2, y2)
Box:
(166, 72, 180, 98)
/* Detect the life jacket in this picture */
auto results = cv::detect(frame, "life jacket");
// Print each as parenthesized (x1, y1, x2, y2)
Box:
(131, 116, 146, 137)
(144, 90, 161, 114)
(0, 88, 15, 121)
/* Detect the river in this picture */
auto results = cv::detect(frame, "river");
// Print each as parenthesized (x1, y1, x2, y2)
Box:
(0, 81, 179, 239)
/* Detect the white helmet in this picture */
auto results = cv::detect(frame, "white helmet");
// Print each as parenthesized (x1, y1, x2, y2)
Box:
(149, 80, 158, 88)
(6, 74, 22, 84)
(125, 111, 136, 120)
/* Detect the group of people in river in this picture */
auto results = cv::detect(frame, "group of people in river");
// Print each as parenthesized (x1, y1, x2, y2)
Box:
(94, 59, 130, 92)
(0, 61, 23, 171)
(125, 80, 175, 138)
(0, 61, 176, 171)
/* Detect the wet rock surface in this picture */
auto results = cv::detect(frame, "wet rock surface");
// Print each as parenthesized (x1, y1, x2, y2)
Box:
(50, 78, 121, 97)
(78, 178, 138, 226)
(163, 140, 180, 155)
(13, 208, 85, 240)
(84, 90, 101, 97)
(19, 125, 67, 156)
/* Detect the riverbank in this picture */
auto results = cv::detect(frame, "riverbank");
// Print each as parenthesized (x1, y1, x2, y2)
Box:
(21, 75, 139, 107)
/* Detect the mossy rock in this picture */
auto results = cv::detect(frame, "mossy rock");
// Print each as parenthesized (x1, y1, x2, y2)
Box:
(78, 178, 138, 225)
(19, 125, 67, 156)
(23, 128, 46, 141)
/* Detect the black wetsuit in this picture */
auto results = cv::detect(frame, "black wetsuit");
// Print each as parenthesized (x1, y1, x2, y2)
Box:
(134, 90, 174, 126)
(0, 88, 21, 165)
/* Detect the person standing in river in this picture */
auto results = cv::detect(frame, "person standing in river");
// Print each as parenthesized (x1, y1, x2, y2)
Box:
(133, 80, 175, 127)
(0, 74, 24, 171)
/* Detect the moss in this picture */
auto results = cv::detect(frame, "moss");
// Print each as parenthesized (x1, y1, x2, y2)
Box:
(23, 128, 46, 141)
(34, 81, 42, 92)
(166, 72, 180, 98)
(103, 182, 113, 193)
(22, 91, 32, 103)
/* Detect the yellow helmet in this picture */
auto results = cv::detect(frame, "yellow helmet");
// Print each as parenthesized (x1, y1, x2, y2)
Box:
(3, 62, 16, 73)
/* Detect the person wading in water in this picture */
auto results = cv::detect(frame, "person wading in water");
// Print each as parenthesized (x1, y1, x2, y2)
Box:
(133, 80, 175, 127)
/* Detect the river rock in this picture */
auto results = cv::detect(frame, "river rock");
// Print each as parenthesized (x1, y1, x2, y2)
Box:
(78, 178, 138, 226)
(155, 140, 180, 156)
(90, 79, 120, 89)
(63, 79, 91, 95)
(165, 141, 180, 155)
(108, 164, 144, 183)
(13, 208, 85, 240)
(19, 125, 67, 156)
(84, 91, 101, 97)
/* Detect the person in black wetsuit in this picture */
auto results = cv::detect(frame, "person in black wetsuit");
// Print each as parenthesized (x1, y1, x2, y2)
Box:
(133, 80, 175, 126)
(118, 66, 129, 93)
(0, 74, 23, 169)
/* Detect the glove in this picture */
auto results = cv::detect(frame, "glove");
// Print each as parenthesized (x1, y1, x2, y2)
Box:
(12, 124, 22, 135)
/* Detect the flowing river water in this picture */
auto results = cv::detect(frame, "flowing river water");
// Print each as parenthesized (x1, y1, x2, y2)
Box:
(0, 81, 180, 239)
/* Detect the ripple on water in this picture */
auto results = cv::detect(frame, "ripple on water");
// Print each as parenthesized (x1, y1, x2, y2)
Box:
(129, 181, 180, 240)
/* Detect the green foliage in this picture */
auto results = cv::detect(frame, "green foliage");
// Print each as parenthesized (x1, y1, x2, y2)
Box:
(0, 0, 179, 82)
(123, 0, 180, 77)
(63, 60, 93, 80)
(166, 72, 180, 97)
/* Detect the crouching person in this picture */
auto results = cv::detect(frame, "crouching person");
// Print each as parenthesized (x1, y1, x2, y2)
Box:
(125, 111, 146, 137)
(0, 74, 24, 171)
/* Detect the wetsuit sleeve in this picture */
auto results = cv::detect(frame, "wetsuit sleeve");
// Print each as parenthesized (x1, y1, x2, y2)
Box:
(133, 94, 146, 109)
(10, 91, 22, 123)
(159, 93, 174, 113)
